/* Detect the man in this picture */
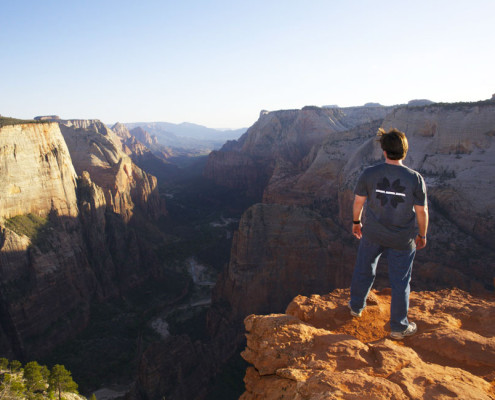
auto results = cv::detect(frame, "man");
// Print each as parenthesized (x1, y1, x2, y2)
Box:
(349, 127, 428, 340)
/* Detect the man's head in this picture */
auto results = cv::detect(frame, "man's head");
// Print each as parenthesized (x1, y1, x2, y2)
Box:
(377, 128, 408, 160)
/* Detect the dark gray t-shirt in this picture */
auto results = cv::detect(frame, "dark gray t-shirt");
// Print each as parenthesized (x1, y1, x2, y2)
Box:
(354, 163, 427, 250)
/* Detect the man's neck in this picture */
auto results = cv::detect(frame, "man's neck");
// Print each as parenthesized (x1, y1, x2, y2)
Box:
(385, 158, 403, 166)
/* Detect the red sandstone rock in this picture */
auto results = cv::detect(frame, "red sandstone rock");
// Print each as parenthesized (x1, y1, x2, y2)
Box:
(241, 288, 495, 399)
(208, 103, 495, 354)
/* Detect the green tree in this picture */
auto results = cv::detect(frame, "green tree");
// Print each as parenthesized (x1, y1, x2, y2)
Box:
(40, 364, 50, 381)
(0, 357, 8, 370)
(24, 361, 48, 396)
(8, 359, 22, 373)
(48, 364, 78, 400)
(0, 372, 26, 399)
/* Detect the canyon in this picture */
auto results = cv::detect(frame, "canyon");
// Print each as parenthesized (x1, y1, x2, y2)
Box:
(0, 118, 167, 364)
(206, 101, 495, 332)
(1, 97, 494, 399)
(132, 99, 495, 399)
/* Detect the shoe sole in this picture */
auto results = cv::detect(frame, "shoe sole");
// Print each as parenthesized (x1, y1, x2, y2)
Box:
(348, 302, 362, 317)
(390, 323, 417, 340)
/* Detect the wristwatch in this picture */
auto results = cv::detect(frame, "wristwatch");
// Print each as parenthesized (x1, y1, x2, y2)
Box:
(417, 234, 426, 239)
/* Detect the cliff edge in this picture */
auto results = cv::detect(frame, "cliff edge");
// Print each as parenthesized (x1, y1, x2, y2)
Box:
(241, 288, 495, 399)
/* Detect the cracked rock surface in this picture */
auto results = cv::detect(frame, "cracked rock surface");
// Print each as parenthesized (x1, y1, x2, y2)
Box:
(241, 288, 495, 399)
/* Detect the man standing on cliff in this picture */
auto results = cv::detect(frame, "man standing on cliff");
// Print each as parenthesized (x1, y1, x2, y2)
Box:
(349, 128, 428, 340)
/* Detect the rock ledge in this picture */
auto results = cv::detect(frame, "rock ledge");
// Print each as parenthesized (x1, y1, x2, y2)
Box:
(241, 288, 495, 399)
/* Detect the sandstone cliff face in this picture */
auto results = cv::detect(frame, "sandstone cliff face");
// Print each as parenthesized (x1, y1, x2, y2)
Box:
(380, 103, 495, 248)
(112, 122, 149, 157)
(241, 288, 495, 399)
(0, 122, 96, 359)
(112, 123, 173, 162)
(0, 119, 167, 361)
(206, 102, 495, 375)
(129, 126, 159, 147)
(204, 107, 393, 198)
(208, 203, 355, 342)
(59, 120, 166, 221)
(0, 123, 78, 219)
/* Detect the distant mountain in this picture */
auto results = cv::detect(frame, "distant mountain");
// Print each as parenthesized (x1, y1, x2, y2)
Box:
(124, 121, 246, 145)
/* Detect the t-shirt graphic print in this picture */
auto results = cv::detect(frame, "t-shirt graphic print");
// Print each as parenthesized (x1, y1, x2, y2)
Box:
(376, 177, 406, 208)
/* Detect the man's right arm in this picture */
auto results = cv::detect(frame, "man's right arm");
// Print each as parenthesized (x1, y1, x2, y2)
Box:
(352, 195, 367, 239)
(414, 204, 429, 250)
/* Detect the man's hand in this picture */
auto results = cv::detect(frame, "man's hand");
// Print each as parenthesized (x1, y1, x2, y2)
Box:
(352, 223, 362, 239)
(415, 235, 427, 250)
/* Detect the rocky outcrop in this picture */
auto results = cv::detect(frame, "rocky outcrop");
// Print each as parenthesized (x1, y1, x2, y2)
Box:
(0, 123, 79, 219)
(208, 203, 355, 341)
(0, 122, 96, 359)
(59, 119, 166, 221)
(205, 101, 495, 382)
(241, 288, 495, 399)
(111, 122, 178, 182)
(204, 106, 394, 198)
(112, 122, 150, 157)
(379, 103, 495, 248)
(129, 126, 159, 147)
(0, 119, 168, 361)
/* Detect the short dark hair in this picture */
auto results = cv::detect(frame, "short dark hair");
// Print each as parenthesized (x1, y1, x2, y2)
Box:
(377, 128, 408, 160)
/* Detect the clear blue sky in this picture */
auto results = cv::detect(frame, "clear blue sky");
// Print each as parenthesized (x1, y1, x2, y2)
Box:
(1, 0, 494, 128)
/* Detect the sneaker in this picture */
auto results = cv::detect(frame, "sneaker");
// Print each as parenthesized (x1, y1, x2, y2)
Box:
(348, 301, 362, 317)
(390, 322, 417, 340)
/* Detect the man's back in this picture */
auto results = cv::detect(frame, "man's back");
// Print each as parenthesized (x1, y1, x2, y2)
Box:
(355, 163, 427, 250)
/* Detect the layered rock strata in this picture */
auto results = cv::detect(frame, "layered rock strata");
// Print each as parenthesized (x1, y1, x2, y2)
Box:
(0, 123, 78, 219)
(0, 122, 96, 359)
(0, 119, 167, 360)
(204, 102, 495, 395)
(204, 106, 394, 198)
(59, 120, 166, 221)
(241, 288, 495, 399)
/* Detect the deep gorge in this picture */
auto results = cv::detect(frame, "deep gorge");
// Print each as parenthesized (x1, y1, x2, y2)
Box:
(1, 100, 494, 399)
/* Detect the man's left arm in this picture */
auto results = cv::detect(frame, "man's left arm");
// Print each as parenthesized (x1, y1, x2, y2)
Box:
(414, 204, 429, 250)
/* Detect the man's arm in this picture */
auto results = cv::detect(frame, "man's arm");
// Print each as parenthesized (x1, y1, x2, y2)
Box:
(352, 195, 367, 239)
(414, 204, 429, 250)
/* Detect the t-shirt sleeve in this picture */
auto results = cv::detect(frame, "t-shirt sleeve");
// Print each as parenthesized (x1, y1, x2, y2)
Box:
(413, 174, 427, 206)
(354, 170, 368, 197)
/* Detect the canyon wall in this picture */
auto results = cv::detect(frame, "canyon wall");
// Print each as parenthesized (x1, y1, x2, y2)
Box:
(0, 122, 96, 359)
(134, 101, 495, 400)
(0, 123, 78, 219)
(206, 101, 495, 370)
(0, 120, 167, 360)
(59, 120, 166, 221)
(204, 106, 394, 199)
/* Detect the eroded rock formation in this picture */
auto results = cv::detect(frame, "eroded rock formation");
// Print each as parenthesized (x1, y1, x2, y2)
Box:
(59, 119, 166, 221)
(0, 123, 79, 219)
(204, 106, 394, 199)
(0, 122, 96, 359)
(0, 119, 167, 360)
(203, 101, 495, 397)
(241, 288, 495, 399)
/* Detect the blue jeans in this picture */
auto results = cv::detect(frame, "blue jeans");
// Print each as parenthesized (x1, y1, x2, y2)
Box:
(350, 236, 416, 332)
